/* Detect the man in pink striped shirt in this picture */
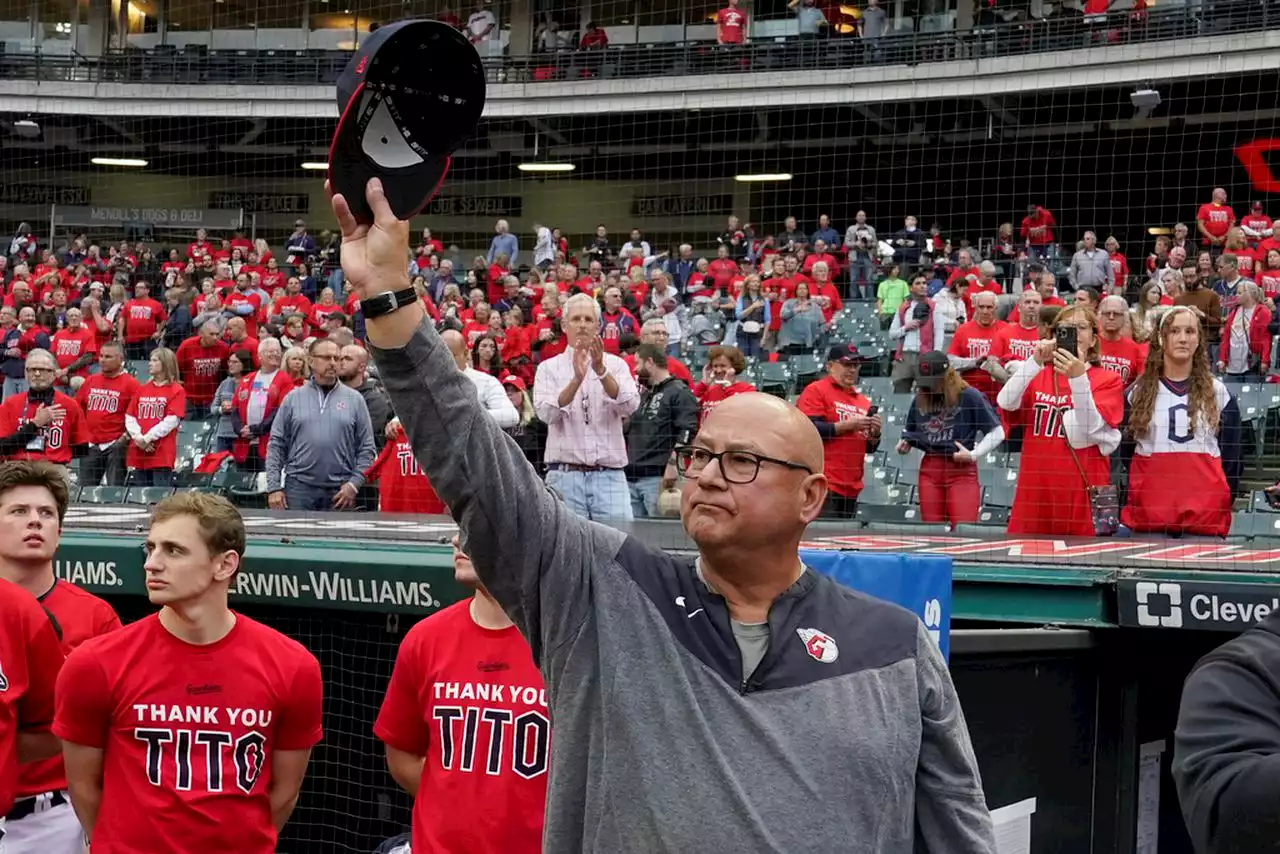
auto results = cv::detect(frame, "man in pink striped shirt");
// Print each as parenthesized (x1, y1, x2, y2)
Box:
(532, 293, 640, 520)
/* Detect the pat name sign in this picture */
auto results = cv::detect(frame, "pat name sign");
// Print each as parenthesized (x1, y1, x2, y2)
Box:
(0, 184, 90, 205)
(631, 194, 734, 218)
(209, 191, 310, 214)
(424, 195, 522, 218)
(1117, 579, 1280, 632)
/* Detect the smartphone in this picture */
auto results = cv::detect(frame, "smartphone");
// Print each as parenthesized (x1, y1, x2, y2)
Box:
(1055, 325, 1078, 357)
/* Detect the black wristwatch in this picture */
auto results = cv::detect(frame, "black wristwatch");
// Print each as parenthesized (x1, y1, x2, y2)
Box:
(360, 287, 419, 319)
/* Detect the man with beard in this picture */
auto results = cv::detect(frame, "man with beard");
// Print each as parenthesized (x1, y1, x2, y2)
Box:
(375, 535, 549, 854)
(624, 344, 699, 517)
(0, 350, 88, 466)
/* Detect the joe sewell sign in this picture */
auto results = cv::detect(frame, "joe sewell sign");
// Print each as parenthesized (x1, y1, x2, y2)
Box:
(1117, 579, 1280, 632)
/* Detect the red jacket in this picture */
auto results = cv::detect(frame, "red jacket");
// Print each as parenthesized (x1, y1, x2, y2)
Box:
(231, 370, 295, 464)
(1219, 304, 1273, 372)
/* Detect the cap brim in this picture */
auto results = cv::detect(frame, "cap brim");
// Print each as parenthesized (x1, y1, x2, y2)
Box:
(915, 375, 944, 390)
(328, 82, 450, 224)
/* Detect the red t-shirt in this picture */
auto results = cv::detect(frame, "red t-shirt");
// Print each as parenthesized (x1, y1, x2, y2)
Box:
(18, 581, 120, 797)
(1020, 209, 1056, 245)
(1258, 268, 1280, 299)
(1007, 366, 1123, 536)
(461, 321, 489, 349)
(948, 319, 1007, 404)
(50, 326, 98, 376)
(77, 372, 141, 444)
(0, 391, 88, 463)
(1108, 251, 1130, 285)
(599, 309, 638, 354)
(796, 378, 874, 498)
(1223, 247, 1259, 278)
(1196, 202, 1236, 242)
(0, 578, 65, 816)
(274, 294, 313, 320)
(223, 291, 264, 340)
(122, 298, 166, 343)
(761, 277, 795, 332)
(308, 304, 340, 337)
(176, 337, 231, 406)
(708, 258, 738, 290)
(812, 282, 843, 322)
(261, 272, 285, 293)
(1242, 213, 1273, 242)
(364, 429, 446, 514)
(961, 280, 1002, 318)
(692, 380, 755, 423)
(374, 600, 548, 854)
(126, 381, 186, 469)
(716, 6, 747, 42)
(989, 322, 1042, 364)
(53, 613, 324, 854)
(186, 241, 212, 260)
(1098, 336, 1148, 386)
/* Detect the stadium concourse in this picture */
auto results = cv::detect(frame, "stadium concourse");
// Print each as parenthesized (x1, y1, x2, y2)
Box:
(0, 193, 1278, 537)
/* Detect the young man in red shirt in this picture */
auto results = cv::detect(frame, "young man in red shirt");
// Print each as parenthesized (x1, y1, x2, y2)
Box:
(175, 321, 231, 408)
(118, 282, 167, 362)
(947, 290, 1006, 405)
(75, 341, 140, 487)
(1197, 187, 1236, 248)
(54, 494, 324, 853)
(796, 344, 881, 519)
(49, 307, 97, 394)
(1096, 295, 1147, 385)
(716, 0, 747, 44)
(1241, 201, 1274, 247)
(0, 461, 119, 854)
(990, 289, 1044, 368)
(223, 274, 264, 340)
(0, 350, 88, 466)
(375, 534, 548, 854)
(1020, 204, 1056, 261)
(0, 575, 65, 831)
(186, 228, 212, 262)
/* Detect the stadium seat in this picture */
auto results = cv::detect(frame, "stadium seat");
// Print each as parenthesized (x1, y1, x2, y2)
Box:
(856, 474, 910, 506)
(861, 522, 952, 535)
(129, 359, 152, 382)
(1229, 510, 1280, 541)
(856, 502, 931, 525)
(756, 362, 792, 398)
(80, 486, 127, 504)
(982, 478, 1018, 509)
(126, 486, 176, 505)
(893, 452, 922, 487)
(790, 353, 824, 391)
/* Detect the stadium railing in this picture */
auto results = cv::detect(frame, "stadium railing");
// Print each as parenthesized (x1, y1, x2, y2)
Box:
(0, 4, 1270, 87)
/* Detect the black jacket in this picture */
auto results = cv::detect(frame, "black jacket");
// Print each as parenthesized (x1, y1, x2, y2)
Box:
(624, 375, 698, 478)
(355, 378, 394, 449)
(1173, 610, 1280, 853)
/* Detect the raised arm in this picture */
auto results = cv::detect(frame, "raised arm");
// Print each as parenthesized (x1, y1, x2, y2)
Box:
(334, 178, 621, 665)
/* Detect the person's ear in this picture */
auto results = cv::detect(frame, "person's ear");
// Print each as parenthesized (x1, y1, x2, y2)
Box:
(798, 473, 828, 525)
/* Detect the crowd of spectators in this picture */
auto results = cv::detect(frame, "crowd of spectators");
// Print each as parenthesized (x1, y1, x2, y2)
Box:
(1, 182, 1276, 533)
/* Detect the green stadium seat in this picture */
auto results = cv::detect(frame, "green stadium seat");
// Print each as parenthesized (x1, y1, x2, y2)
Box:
(856, 474, 909, 506)
(756, 362, 792, 399)
(790, 353, 824, 391)
(1229, 510, 1280, 540)
(893, 453, 921, 487)
(856, 502, 930, 525)
(173, 470, 215, 488)
(861, 522, 951, 535)
(80, 486, 127, 504)
(129, 360, 152, 382)
(982, 478, 1018, 510)
(65, 485, 83, 503)
(126, 486, 176, 505)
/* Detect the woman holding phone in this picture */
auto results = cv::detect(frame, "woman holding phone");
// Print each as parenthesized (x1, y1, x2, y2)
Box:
(997, 304, 1124, 535)
(896, 351, 1004, 525)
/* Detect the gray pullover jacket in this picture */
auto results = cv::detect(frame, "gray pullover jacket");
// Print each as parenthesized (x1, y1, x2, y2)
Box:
(265, 379, 375, 492)
(371, 317, 996, 854)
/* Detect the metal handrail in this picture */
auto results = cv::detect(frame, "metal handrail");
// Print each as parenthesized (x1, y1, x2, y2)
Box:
(0, 3, 1271, 86)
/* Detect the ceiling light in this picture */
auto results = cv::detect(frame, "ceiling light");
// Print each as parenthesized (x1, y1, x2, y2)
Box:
(91, 157, 147, 167)
(734, 172, 793, 182)
(517, 162, 576, 173)
(300, 161, 329, 170)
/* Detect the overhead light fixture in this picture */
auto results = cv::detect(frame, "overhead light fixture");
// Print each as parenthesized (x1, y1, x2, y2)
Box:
(300, 161, 329, 171)
(11, 119, 40, 138)
(1147, 227, 1171, 236)
(517, 162, 575, 173)
(735, 172, 793, 182)
(91, 157, 147, 167)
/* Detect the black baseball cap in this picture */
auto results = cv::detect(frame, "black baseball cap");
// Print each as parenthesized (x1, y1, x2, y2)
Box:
(328, 20, 486, 224)
(825, 343, 866, 365)
(914, 351, 950, 390)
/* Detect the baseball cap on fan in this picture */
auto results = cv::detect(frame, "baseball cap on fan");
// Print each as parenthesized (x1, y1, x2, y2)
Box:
(328, 19, 486, 224)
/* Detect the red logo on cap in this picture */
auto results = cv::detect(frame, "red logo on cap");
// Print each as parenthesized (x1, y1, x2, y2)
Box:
(355, 56, 368, 75)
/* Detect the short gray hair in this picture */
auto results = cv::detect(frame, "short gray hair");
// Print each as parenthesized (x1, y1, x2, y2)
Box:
(979, 261, 997, 277)
(1100, 295, 1128, 313)
(258, 337, 282, 358)
(25, 348, 55, 370)
(564, 292, 600, 321)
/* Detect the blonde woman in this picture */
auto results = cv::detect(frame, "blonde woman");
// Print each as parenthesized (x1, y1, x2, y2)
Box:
(283, 345, 310, 387)
(125, 347, 185, 486)
(1131, 280, 1170, 342)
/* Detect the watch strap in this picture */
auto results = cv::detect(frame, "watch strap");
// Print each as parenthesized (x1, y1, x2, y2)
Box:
(361, 287, 419, 319)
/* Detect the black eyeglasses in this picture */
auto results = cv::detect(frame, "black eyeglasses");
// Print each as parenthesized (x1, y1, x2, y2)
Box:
(673, 444, 813, 485)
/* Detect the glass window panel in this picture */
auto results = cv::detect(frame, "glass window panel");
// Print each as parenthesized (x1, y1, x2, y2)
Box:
(0, 0, 35, 51)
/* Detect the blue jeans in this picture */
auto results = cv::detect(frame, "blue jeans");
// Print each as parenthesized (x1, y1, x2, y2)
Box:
(326, 268, 345, 295)
(2, 377, 27, 401)
(285, 480, 340, 511)
(850, 253, 875, 298)
(628, 476, 663, 518)
(545, 467, 633, 522)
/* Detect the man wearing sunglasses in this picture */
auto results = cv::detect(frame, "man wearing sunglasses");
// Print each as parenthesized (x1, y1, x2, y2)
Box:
(333, 177, 994, 854)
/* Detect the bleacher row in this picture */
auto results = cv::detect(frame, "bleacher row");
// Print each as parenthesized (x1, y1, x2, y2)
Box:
(683, 300, 1280, 540)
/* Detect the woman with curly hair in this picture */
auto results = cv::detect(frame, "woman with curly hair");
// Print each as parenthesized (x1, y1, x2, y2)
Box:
(1122, 306, 1241, 536)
